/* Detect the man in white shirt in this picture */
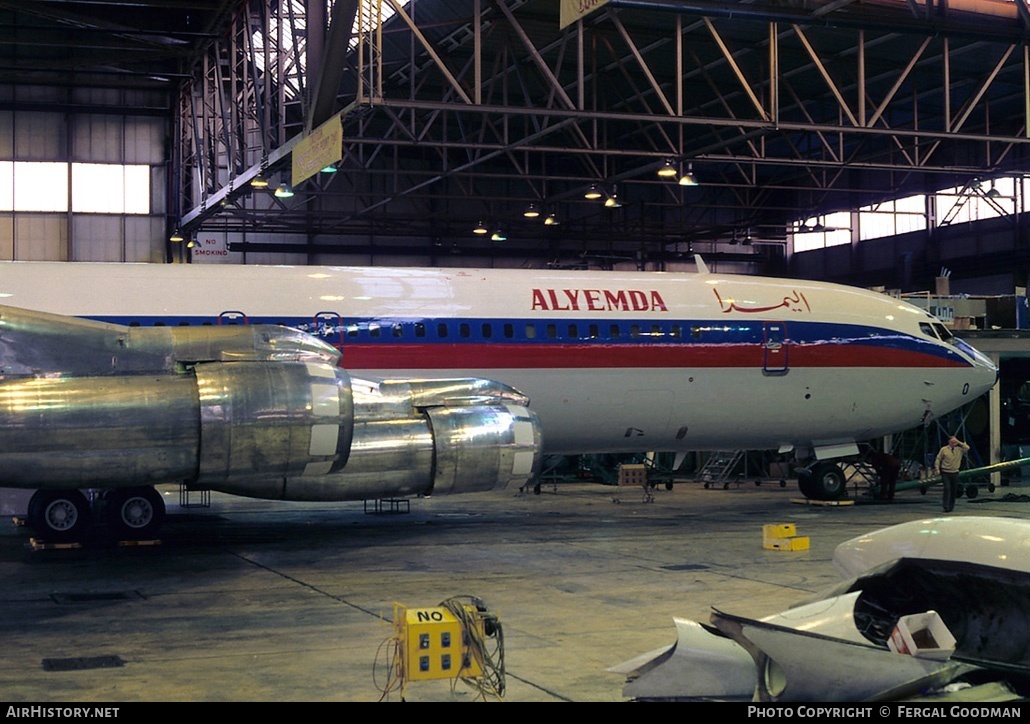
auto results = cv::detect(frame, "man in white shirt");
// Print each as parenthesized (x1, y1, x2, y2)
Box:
(934, 436, 969, 513)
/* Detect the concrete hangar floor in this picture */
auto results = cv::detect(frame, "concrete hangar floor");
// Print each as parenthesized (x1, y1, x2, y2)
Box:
(0, 476, 1027, 703)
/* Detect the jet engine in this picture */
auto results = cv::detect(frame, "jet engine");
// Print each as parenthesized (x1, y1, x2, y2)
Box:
(0, 306, 542, 541)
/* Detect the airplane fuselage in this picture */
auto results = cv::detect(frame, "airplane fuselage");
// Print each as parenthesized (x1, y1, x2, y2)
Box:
(0, 262, 998, 457)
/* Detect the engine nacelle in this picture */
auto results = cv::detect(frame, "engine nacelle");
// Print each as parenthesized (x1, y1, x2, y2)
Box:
(234, 403, 542, 501)
(0, 361, 541, 500)
(0, 360, 354, 490)
(207, 375, 542, 500)
(193, 360, 354, 484)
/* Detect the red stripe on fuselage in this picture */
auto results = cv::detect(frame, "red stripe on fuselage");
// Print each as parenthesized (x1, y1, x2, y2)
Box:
(335, 343, 968, 369)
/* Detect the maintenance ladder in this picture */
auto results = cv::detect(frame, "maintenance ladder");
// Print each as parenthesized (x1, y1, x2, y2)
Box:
(695, 450, 745, 489)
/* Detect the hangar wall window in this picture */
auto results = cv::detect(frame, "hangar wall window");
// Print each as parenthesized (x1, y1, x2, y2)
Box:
(791, 211, 851, 252)
(72, 164, 149, 214)
(794, 175, 1028, 254)
(0, 162, 67, 211)
(0, 162, 150, 214)
(936, 177, 1018, 226)
(858, 195, 927, 241)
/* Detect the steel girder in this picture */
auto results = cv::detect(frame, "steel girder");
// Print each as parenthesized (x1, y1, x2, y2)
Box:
(175, 0, 1030, 265)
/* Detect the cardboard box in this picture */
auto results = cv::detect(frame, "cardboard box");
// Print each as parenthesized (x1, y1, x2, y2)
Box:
(888, 611, 956, 660)
(618, 464, 648, 487)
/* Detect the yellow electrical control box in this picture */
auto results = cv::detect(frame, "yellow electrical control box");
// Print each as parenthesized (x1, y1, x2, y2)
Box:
(397, 604, 484, 682)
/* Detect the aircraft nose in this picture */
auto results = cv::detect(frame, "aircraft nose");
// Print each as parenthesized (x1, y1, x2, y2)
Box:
(966, 343, 998, 395)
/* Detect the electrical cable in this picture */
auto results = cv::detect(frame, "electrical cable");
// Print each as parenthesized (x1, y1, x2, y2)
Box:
(373, 634, 404, 701)
(439, 595, 506, 700)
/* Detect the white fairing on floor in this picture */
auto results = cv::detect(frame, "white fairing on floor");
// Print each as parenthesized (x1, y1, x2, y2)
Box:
(614, 517, 1030, 702)
(833, 516, 1030, 579)
(611, 617, 756, 701)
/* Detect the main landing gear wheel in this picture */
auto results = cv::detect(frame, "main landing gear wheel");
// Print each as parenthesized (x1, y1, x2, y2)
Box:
(797, 462, 847, 501)
(27, 489, 92, 543)
(106, 486, 165, 540)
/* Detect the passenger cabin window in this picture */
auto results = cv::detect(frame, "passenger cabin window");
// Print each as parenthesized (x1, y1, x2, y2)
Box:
(609, 324, 620, 339)
(588, 324, 599, 339)
(459, 322, 471, 338)
(525, 323, 536, 339)
(568, 324, 578, 339)
(437, 323, 448, 338)
(546, 324, 557, 339)
(392, 323, 404, 338)
(503, 323, 514, 339)
(482, 323, 493, 338)
(415, 323, 426, 338)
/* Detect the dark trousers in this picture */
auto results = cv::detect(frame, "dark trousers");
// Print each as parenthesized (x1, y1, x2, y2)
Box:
(941, 471, 960, 512)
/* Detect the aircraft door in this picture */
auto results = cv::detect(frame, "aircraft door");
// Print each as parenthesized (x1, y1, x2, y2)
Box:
(763, 322, 789, 375)
(314, 312, 343, 349)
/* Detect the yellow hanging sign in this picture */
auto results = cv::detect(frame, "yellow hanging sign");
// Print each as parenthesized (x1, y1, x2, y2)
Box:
(559, 0, 611, 30)
(292, 114, 343, 187)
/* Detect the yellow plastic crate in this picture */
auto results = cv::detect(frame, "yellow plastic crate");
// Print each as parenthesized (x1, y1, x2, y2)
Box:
(762, 523, 797, 539)
(763, 535, 810, 551)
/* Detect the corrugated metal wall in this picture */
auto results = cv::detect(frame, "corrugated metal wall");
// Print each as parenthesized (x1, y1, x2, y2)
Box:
(0, 106, 168, 263)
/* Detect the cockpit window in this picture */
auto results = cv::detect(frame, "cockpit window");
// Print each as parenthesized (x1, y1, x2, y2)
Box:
(933, 323, 954, 342)
(920, 321, 956, 344)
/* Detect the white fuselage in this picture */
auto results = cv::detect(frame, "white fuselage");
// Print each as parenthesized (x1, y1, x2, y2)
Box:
(0, 262, 997, 456)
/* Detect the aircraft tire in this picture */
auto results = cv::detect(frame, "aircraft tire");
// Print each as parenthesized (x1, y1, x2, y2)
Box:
(27, 489, 92, 543)
(796, 471, 816, 498)
(807, 463, 847, 500)
(964, 484, 978, 500)
(106, 487, 165, 540)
